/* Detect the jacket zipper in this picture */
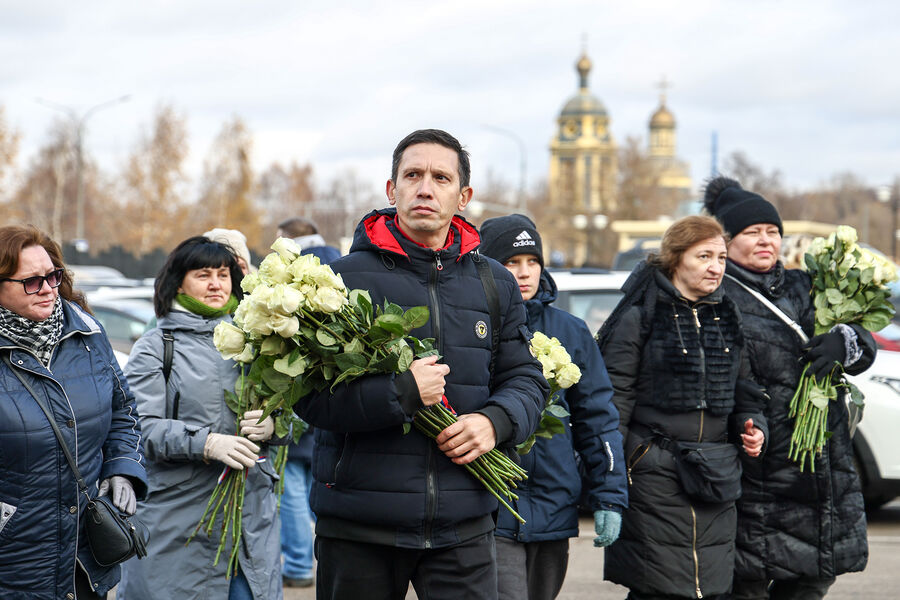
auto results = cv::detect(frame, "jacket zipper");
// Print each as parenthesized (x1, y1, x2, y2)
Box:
(691, 306, 707, 410)
(626, 443, 651, 486)
(691, 504, 703, 598)
(423, 251, 443, 548)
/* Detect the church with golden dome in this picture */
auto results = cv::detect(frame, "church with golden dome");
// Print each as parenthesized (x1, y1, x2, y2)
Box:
(543, 51, 692, 267)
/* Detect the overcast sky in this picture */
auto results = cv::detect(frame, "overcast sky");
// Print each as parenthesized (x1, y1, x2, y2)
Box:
(3, 0, 899, 206)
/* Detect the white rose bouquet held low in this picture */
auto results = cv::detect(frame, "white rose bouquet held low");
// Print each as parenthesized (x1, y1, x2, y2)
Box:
(198, 239, 530, 573)
(516, 331, 581, 454)
(789, 226, 897, 472)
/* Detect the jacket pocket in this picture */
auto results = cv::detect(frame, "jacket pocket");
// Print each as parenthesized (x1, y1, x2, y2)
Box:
(0, 502, 16, 537)
(332, 433, 353, 486)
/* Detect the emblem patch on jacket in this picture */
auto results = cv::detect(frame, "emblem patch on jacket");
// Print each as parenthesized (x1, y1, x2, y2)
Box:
(475, 320, 488, 339)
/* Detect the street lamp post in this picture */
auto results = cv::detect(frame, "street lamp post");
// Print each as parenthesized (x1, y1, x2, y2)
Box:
(36, 95, 131, 248)
(481, 124, 527, 214)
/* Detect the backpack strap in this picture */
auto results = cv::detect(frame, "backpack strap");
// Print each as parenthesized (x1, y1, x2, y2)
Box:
(161, 330, 180, 419)
(474, 252, 501, 386)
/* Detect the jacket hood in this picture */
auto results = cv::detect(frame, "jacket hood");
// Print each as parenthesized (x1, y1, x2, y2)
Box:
(726, 258, 786, 298)
(532, 269, 558, 306)
(350, 208, 481, 260)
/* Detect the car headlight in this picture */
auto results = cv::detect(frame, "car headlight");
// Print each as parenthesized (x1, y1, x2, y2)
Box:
(871, 375, 900, 396)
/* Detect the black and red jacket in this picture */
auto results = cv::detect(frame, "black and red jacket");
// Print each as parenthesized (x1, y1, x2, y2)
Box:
(296, 208, 547, 549)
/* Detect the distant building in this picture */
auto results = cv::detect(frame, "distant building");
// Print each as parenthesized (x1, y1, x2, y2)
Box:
(543, 52, 692, 267)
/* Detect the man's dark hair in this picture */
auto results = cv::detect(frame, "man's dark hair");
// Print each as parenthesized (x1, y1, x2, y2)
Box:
(154, 236, 243, 317)
(391, 129, 471, 188)
(278, 217, 319, 238)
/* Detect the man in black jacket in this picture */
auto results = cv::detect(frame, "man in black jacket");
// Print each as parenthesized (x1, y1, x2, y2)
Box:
(295, 129, 547, 600)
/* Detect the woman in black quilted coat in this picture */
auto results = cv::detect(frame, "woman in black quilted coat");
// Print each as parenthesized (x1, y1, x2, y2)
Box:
(599, 216, 766, 600)
(704, 177, 876, 600)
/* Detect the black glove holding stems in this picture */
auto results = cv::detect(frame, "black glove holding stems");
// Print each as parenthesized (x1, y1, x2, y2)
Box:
(801, 330, 846, 380)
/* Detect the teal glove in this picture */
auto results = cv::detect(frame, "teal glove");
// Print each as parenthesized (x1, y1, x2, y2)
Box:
(593, 509, 622, 547)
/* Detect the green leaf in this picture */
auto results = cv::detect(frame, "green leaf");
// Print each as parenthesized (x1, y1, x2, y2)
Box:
(816, 307, 835, 327)
(262, 366, 297, 396)
(259, 335, 285, 356)
(316, 328, 338, 346)
(334, 352, 368, 372)
(273, 354, 308, 377)
(403, 306, 430, 329)
(344, 337, 365, 354)
(546, 404, 571, 419)
(330, 366, 366, 390)
(367, 325, 392, 345)
(224, 389, 241, 414)
(397, 345, 414, 372)
(401, 422, 411, 435)
(846, 381, 865, 408)
(804, 254, 817, 272)
(824, 288, 844, 305)
(384, 302, 404, 316)
(369, 353, 400, 372)
(861, 311, 892, 332)
(861, 267, 875, 285)
(350, 288, 372, 314)
(374, 314, 407, 336)
(813, 293, 830, 311)
(516, 435, 537, 454)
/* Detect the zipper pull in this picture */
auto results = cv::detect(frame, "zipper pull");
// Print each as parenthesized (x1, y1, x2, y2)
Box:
(627, 467, 633, 486)
(692, 308, 701, 328)
(435, 252, 444, 271)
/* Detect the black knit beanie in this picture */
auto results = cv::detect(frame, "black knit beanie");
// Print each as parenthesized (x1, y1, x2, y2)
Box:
(478, 214, 544, 266)
(702, 176, 783, 238)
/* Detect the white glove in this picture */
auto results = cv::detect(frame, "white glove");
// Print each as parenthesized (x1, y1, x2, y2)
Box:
(203, 433, 260, 470)
(239, 409, 275, 442)
(98, 475, 137, 515)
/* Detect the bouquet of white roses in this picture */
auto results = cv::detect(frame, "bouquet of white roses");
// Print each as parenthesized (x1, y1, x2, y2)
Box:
(516, 331, 581, 454)
(197, 238, 529, 574)
(789, 225, 897, 472)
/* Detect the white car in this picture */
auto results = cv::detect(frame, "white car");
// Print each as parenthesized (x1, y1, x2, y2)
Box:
(551, 268, 900, 509)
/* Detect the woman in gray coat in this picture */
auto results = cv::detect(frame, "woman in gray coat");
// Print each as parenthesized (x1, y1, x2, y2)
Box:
(118, 236, 284, 600)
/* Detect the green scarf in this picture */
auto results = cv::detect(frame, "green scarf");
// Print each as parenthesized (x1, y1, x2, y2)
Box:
(176, 293, 239, 318)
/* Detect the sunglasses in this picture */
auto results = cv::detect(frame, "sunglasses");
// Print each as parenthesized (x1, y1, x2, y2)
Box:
(0, 268, 65, 294)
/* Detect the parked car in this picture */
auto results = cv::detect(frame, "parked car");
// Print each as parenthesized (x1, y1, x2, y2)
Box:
(69, 265, 142, 291)
(552, 268, 900, 509)
(86, 287, 155, 354)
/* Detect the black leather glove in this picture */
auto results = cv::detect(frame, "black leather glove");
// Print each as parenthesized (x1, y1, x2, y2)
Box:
(735, 378, 769, 413)
(801, 330, 846, 380)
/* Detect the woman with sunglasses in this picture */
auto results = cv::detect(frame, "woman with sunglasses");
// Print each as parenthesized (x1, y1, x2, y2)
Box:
(0, 225, 148, 599)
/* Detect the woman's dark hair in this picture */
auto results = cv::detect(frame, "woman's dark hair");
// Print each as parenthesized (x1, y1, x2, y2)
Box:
(154, 236, 244, 317)
(0, 225, 90, 312)
(649, 215, 726, 278)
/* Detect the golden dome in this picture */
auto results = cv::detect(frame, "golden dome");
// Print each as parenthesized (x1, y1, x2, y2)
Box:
(576, 53, 592, 87)
(560, 51, 606, 117)
(650, 104, 675, 128)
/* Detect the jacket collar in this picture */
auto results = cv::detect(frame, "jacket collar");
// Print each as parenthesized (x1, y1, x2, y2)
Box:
(654, 268, 725, 306)
(726, 259, 786, 298)
(158, 308, 228, 334)
(524, 269, 558, 322)
(352, 208, 481, 261)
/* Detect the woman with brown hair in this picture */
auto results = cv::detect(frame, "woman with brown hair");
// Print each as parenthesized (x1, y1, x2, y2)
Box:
(0, 225, 148, 599)
(597, 215, 766, 599)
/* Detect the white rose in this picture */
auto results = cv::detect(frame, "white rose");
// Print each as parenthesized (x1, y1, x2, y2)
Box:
(309, 287, 347, 313)
(556, 362, 582, 389)
(237, 303, 274, 337)
(248, 283, 275, 309)
(240, 272, 260, 294)
(835, 225, 858, 246)
(530, 331, 552, 355)
(270, 313, 300, 338)
(258, 253, 293, 284)
(268, 283, 303, 315)
(537, 354, 557, 377)
(288, 254, 320, 282)
(806, 237, 827, 257)
(548, 345, 571, 369)
(271, 236, 302, 261)
(310, 265, 346, 291)
(213, 321, 247, 356)
(232, 343, 256, 364)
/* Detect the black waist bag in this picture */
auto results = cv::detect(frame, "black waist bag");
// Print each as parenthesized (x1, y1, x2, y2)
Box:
(84, 496, 149, 567)
(659, 437, 743, 504)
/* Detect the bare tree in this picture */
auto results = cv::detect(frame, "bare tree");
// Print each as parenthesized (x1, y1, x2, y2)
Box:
(256, 161, 316, 239)
(197, 117, 263, 250)
(119, 104, 190, 253)
(0, 106, 21, 202)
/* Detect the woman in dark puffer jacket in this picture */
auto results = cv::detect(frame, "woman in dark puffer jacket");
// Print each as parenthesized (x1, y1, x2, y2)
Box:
(704, 177, 876, 600)
(599, 216, 766, 600)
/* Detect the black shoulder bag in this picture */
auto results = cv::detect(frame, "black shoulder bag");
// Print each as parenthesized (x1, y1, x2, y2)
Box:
(653, 431, 743, 504)
(3, 355, 149, 566)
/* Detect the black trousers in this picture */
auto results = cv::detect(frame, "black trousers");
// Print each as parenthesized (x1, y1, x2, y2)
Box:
(315, 533, 497, 600)
(731, 577, 835, 600)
